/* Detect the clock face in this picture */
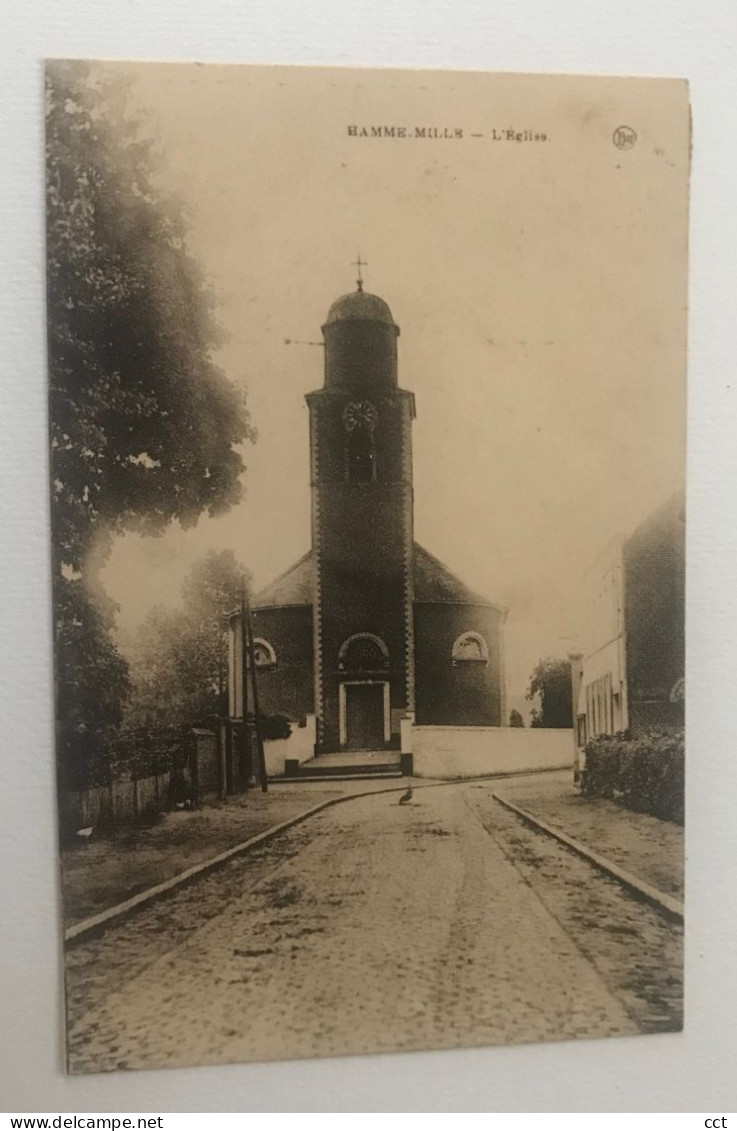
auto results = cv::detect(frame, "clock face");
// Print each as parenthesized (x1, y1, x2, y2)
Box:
(343, 399, 378, 433)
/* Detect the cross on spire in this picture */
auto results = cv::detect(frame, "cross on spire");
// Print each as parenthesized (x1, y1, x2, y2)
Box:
(352, 253, 368, 292)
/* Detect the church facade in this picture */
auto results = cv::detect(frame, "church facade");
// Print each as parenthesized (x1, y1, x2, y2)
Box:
(248, 284, 507, 755)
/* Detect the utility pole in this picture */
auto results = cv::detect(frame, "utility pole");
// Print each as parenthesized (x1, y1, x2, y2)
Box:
(239, 579, 250, 790)
(216, 616, 226, 800)
(241, 576, 268, 793)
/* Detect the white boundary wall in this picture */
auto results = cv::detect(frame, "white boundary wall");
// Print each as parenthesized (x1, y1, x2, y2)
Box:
(412, 725, 574, 779)
(264, 714, 316, 777)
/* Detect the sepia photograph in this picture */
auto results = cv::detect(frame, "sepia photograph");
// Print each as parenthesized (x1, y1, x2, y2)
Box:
(46, 60, 689, 1075)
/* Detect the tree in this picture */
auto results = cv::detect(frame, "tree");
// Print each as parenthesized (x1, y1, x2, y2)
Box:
(509, 708, 525, 728)
(54, 578, 130, 789)
(526, 657, 573, 728)
(126, 551, 251, 730)
(47, 61, 253, 571)
(47, 63, 254, 784)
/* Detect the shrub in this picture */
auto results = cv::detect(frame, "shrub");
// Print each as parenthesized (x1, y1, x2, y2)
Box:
(260, 713, 292, 741)
(108, 725, 194, 781)
(582, 727, 684, 824)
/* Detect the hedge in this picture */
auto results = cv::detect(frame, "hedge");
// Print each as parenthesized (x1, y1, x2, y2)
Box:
(259, 713, 292, 741)
(582, 727, 684, 825)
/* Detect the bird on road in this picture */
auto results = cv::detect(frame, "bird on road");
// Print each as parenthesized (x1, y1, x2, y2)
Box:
(398, 786, 413, 805)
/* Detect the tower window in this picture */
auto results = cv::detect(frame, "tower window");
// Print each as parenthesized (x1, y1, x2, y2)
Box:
(451, 631, 489, 664)
(346, 426, 376, 482)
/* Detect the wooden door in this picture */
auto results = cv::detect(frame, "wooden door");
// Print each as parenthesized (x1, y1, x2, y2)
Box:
(345, 683, 385, 751)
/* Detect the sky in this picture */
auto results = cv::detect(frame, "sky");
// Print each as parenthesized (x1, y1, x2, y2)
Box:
(94, 63, 689, 712)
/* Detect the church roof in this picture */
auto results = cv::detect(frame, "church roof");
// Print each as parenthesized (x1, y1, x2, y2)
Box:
(252, 543, 504, 614)
(324, 289, 396, 327)
(413, 543, 504, 611)
(252, 550, 315, 609)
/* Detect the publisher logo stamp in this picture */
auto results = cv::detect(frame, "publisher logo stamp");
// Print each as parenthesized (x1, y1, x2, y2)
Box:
(613, 125, 637, 150)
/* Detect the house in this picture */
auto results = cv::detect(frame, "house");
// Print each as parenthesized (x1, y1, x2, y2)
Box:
(571, 490, 685, 780)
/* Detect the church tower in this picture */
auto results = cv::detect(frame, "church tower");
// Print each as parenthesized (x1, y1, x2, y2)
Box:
(306, 277, 416, 753)
(246, 273, 506, 765)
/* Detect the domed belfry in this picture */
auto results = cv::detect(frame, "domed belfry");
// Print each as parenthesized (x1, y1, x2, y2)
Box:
(250, 278, 507, 755)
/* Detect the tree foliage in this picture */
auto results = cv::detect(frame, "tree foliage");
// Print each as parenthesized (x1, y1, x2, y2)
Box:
(47, 61, 253, 572)
(126, 551, 251, 730)
(47, 62, 254, 785)
(526, 656, 573, 728)
(54, 577, 130, 789)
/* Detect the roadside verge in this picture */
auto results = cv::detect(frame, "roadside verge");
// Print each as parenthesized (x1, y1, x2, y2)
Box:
(64, 783, 411, 945)
(492, 791, 684, 922)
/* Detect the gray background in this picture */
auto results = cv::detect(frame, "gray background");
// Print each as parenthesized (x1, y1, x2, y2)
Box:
(1, 0, 735, 1112)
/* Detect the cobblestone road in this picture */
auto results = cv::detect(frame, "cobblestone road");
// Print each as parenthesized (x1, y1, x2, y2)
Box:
(66, 782, 682, 1074)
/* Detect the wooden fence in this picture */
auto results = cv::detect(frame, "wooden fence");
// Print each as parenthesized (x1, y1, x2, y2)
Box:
(60, 728, 221, 836)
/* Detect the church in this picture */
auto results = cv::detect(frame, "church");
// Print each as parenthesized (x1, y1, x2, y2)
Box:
(246, 277, 507, 755)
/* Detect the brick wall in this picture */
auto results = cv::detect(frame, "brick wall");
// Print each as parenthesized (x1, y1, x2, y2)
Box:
(251, 605, 314, 721)
(414, 602, 504, 726)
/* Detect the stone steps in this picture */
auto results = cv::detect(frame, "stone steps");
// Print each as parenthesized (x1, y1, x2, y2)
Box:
(285, 751, 404, 779)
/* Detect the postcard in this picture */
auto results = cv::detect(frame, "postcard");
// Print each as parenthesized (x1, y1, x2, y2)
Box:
(47, 60, 688, 1073)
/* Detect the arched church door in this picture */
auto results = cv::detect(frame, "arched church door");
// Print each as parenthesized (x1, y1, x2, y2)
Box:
(339, 635, 389, 751)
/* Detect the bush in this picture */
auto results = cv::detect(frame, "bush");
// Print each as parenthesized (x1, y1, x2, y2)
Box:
(582, 728, 684, 824)
(259, 713, 292, 741)
(108, 726, 194, 781)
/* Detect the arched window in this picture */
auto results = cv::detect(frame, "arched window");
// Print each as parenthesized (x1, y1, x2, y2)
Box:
(338, 632, 389, 671)
(451, 631, 489, 665)
(252, 638, 277, 668)
(347, 426, 375, 483)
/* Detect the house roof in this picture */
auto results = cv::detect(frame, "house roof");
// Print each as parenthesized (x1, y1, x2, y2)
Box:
(253, 542, 503, 614)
